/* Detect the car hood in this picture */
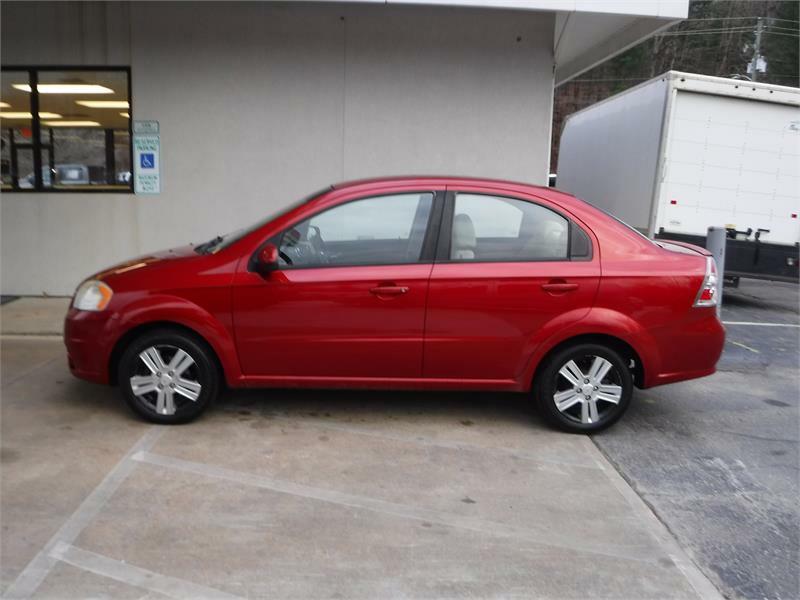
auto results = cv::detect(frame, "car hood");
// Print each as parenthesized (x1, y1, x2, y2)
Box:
(92, 245, 199, 281)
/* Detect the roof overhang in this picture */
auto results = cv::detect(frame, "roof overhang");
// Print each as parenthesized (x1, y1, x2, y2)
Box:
(311, 0, 688, 85)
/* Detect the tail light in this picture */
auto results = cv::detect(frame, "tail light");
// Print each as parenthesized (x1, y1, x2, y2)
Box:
(693, 256, 718, 307)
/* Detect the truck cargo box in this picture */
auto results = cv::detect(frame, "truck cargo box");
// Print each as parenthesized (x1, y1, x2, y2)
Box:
(557, 71, 799, 283)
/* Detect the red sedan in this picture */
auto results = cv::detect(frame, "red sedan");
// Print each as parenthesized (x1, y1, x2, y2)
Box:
(65, 177, 724, 432)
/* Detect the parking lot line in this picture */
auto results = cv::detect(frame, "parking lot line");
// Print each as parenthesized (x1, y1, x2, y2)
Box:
(729, 340, 760, 354)
(133, 450, 656, 564)
(50, 542, 243, 600)
(3, 427, 165, 600)
(722, 321, 800, 327)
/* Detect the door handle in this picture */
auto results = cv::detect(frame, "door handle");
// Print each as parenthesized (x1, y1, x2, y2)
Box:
(541, 281, 579, 294)
(369, 285, 409, 297)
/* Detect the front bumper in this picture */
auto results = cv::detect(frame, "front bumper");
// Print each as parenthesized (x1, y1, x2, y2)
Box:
(64, 307, 116, 384)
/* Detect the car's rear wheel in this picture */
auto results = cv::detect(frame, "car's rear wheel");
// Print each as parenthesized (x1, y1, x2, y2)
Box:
(535, 343, 632, 433)
(118, 329, 219, 424)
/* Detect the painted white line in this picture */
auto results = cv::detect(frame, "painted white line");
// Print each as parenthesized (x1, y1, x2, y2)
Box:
(729, 340, 760, 354)
(723, 321, 800, 328)
(50, 542, 242, 600)
(588, 438, 725, 600)
(264, 412, 604, 471)
(133, 450, 654, 564)
(3, 427, 165, 600)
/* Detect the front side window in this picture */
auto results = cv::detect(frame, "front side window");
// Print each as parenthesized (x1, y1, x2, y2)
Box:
(1, 68, 131, 192)
(278, 192, 434, 268)
(450, 194, 570, 261)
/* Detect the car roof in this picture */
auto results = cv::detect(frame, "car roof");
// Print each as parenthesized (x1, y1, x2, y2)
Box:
(332, 175, 549, 190)
(329, 175, 583, 209)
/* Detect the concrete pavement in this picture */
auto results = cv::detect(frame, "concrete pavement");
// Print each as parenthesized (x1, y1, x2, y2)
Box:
(1, 298, 722, 599)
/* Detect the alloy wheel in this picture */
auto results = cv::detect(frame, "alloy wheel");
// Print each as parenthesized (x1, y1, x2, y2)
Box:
(129, 344, 202, 416)
(552, 355, 624, 425)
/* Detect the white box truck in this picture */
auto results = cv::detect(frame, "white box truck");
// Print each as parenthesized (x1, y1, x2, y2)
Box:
(557, 71, 800, 283)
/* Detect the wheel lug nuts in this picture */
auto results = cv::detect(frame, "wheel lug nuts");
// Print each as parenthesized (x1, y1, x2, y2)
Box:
(170, 383, 175, 388)
(169, 371, 173, 376)
(594, 386, 598, 390)
(584, 379, 589, 384)
(585, 395, 591, 400)
(156, 372, 161, 377)
(157, 384, 163, 389)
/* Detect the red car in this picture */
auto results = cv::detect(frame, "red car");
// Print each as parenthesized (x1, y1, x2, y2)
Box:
(65, 177, 725, 432)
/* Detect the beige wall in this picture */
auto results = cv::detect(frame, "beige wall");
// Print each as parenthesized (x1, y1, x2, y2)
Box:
(1, 1, 554, 295)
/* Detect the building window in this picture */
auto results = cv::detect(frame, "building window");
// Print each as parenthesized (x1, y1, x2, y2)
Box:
(1, 67, 132, 192)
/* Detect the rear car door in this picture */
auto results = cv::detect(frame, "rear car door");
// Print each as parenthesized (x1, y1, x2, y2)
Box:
(233, 189, 443, 379)
(423, 188, 600, 385)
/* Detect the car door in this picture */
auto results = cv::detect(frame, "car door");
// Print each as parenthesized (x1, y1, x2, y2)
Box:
(232, 189, 443, 380)
(423, 188, 600, 385)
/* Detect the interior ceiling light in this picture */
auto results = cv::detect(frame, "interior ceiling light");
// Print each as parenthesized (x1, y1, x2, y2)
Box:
(0, 112, 62, 119)
(120, 112, 130, 118)
(76, 100, 129, 108)
(43, 120, 101, 127)
(13, 84, 114, 94)
(0, 102, 10, 108)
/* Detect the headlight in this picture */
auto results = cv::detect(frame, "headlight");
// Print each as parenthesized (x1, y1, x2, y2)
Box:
(73, 280, 113, 311)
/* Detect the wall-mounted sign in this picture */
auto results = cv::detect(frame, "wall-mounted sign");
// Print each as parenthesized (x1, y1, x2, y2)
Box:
(133, 120, 160, 194)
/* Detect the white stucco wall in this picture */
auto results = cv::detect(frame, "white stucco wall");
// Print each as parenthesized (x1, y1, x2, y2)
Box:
(1, 1, 554, 295)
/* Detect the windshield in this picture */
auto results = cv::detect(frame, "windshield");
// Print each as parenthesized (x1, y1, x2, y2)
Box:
(195, 186, 332, 254)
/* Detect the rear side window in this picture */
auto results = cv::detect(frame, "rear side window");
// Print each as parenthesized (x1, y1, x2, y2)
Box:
(570, 222, 591, 259)
(450, 194, 574, 261)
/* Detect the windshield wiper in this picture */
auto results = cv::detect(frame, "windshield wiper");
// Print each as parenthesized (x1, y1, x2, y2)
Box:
(194, 235, 223, 254)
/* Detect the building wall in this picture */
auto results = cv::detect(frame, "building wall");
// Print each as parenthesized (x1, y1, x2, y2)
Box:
(1, 1, 554, 295)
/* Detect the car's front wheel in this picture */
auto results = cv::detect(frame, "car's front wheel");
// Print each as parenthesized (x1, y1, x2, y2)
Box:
(118, 328, 219, 424)
(535, 343, 632, 433)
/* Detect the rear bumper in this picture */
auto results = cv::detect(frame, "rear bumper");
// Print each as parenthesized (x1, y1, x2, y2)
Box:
(644, 310, 725, 388)
(64, 308, 116, 384)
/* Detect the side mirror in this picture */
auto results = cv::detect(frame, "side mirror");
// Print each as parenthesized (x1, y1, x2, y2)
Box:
(256, 243, 280, 275)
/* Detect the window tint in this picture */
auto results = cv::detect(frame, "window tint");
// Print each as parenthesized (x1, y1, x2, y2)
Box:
(451, 194, 569, 261)
(570, 222, 591, 259)
(279, 192, 433, 268)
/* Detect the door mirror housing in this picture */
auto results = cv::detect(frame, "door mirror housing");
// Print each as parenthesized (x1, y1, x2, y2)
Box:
(256, 243, 280, 274)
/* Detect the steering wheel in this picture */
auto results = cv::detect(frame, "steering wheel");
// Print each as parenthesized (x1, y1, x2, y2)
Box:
(307, 225, 329, 265)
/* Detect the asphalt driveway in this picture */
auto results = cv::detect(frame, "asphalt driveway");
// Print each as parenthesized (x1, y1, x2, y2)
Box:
(594, 279, 800, 600)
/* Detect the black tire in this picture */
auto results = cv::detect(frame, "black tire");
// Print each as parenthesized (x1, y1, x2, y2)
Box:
(117, 328, 219, 424)
(535, 343, 632, 433)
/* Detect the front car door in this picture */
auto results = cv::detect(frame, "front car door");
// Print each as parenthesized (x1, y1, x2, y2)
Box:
(233, 188, 443, 381)
(423, 187, 600, 387)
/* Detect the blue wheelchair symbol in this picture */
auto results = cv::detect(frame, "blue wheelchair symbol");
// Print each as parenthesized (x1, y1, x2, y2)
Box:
(140, 153, 155, 169)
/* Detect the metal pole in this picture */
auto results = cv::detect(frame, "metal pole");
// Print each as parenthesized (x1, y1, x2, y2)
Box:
(750, 16, 763, 82)
(706, 226, 726, 317)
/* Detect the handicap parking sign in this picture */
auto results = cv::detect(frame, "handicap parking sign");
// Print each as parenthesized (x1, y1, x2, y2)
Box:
(140, 153, 155, 169)
(133, 120, 160, 194)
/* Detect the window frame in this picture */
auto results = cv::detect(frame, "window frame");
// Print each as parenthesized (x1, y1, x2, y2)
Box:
(251, 190, 446, 271)
(436, 191, 593, 264)
(1, 65, 133, 194)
